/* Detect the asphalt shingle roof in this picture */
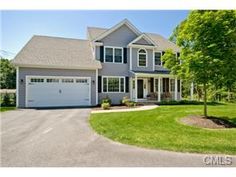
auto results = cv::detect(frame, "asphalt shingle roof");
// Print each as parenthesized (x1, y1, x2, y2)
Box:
(12, 35, 102, 69)
(87, 27, 180, 52)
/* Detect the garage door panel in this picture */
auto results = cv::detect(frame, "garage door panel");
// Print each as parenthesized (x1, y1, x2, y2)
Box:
(26, 77, 91, 107)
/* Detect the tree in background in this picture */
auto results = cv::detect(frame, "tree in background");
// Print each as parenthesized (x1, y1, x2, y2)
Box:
(162, 10, 236, 117)
(0, 58, 16, 89)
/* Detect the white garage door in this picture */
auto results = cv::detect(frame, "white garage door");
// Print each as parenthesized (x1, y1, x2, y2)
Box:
(26, 76, 91, 107)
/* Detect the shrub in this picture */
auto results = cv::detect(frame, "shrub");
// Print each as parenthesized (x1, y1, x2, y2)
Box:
(126, 101, 137, 107)
(159, 100, 221, 105)
(121, 97, 137, 107)
(121, 96, 130, 105)
(0, 93, 16, 106)
(101, 102, 110, 110)
(101, 95, 111, 105)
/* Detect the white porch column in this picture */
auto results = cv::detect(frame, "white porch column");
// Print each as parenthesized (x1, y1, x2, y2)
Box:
(135, 76, 138, 102)
(158, 77, 161, 102)
(190, 82, 194, 101)
(175, 78, 178, 100)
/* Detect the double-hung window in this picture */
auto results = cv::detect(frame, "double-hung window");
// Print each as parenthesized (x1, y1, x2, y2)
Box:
(138, 49, 147, 67)
(154, 52, 162, 66)
(105, 47, 123, 63)
(102, 77, 125, 93)
(105, 47, 113, 62)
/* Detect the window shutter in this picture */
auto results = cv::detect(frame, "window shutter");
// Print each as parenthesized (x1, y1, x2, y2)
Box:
(150, 78, 154, 92)
(123, 48, 127, 63)
(125, 77, 129, 93)
(98, 76, 102, 93)
(100, 46, 104, 62)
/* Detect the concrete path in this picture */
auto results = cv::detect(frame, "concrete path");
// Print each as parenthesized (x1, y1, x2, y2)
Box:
(1, 108, 235, 167)
(91, 105, 158, 114)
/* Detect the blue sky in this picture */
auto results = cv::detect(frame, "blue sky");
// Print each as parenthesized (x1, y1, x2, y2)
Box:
(1, 10, 189, 58)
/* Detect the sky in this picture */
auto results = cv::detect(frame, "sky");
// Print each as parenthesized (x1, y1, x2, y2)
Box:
(1, 10, 189, 58)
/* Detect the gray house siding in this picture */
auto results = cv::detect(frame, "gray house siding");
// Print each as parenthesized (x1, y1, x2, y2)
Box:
(131, 48, 154, 72)
(18, 67, 97, 107)
(101, 25, 138, 47)
(95, 25, 138, 104)
(134, 38, 152, 45)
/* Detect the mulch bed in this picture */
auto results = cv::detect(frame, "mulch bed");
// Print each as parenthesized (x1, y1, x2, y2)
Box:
(92, 105, 141, 111)
(180, 115, 236, 129)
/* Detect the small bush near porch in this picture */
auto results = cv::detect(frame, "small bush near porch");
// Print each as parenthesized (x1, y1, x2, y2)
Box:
(90, 103, 236, 155)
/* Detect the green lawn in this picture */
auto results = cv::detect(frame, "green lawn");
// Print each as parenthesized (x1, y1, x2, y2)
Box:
(90, 103, 236, 155)
(0, 107, 16, 112)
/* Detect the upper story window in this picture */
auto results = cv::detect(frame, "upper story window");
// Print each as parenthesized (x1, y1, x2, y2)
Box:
(104, 47, 123, 63)
(105, 47, 113, 62)
(154, 52, 162, 66)
(138, 49, 147, 67)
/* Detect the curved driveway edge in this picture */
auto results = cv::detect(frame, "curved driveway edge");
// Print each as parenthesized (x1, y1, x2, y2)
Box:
(1, 108, 235, 167)
(91, 105, 158, 114)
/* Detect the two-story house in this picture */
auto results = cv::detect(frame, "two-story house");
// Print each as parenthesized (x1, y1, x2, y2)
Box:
(13, 19, 181, 108)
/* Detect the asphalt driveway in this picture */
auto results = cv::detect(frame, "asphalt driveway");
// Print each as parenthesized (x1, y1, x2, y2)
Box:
(1, 108, 235, 167)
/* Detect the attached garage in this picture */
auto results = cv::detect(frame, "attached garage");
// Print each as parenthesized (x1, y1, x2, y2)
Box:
(26, 76, 91, 107)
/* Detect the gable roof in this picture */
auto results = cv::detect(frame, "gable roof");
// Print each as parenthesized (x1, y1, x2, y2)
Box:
(12, 35, 102, 69)
(92, 19, 141, 42)
(87, 27, 180, 52)
(128, 33, 156, 46)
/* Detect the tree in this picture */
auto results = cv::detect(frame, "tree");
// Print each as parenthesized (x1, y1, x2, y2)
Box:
(162, 10, 236, 117)
(0, 58, 16, 89)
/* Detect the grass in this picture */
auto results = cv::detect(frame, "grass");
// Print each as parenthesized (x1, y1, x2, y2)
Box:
(0, 106, 16, 112)
(90, 103, 236, 155)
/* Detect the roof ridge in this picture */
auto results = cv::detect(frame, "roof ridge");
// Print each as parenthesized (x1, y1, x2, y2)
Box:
(33, 35, 89, 42)
(87, 26, 108, 30)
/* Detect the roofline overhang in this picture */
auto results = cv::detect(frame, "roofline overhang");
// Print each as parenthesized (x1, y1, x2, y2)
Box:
(12, 63, 102, 70)
(127, 44, 157, 49)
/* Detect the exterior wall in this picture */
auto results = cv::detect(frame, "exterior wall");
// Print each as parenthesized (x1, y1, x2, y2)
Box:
(101, 25, 138, 47)
(18, 67, 97, 107)
(135, 38, 151, 45)
(131, 48, 154, 72)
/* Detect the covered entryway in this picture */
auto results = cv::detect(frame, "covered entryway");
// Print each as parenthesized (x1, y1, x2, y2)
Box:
(137, 79, 144, 99)
(26, 76, 91, 107)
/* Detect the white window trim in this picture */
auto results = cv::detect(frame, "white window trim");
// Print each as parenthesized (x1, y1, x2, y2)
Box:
(137, 48, 148, 67)
(154, 51, 162, 66)
(104, 46, 124, 64)
(102, 76, 126, 93)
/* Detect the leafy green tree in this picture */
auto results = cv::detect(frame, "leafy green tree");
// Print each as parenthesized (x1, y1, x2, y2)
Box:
(0, 58, 16, 89)
(162, 10, 236, 117)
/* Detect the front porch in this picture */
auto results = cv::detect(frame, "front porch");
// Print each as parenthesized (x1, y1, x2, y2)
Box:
(130, 72, 182, 102)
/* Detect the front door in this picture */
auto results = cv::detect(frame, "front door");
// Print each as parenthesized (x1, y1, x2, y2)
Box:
(138, 79, 144, 99)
